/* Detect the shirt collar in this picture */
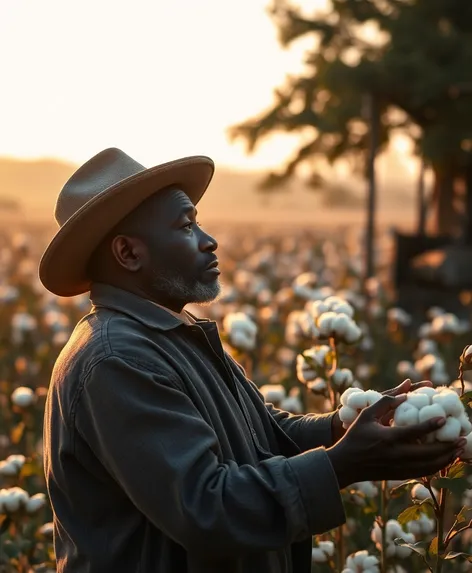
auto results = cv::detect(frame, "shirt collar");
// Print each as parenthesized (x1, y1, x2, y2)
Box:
(89, 282, 210, 331)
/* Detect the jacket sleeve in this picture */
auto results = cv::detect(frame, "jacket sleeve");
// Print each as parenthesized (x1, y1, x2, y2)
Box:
(75, 355, 345, 559)
(227, 353, 337, 451)
(266, 402, 337, 451)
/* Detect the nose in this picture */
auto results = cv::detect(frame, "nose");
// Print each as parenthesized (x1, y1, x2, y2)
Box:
(199, 228, 218, 253)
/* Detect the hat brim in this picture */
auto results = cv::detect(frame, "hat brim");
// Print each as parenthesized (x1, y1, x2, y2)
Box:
(39, 155, 214, 297)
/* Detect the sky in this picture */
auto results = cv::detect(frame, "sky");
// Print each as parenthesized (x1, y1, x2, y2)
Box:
(0, 0, 336, 171)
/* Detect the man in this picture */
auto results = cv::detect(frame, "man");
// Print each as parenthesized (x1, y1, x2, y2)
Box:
(40, 148, 465, 573)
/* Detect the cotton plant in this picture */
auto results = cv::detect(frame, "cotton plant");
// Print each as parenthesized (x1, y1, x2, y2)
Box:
(342, 550, 380, 573)
(293, 295, 364, 569)
(371, 520, 415, 559)
(339, 352, 472, 573)
(312, 540, 335, 565)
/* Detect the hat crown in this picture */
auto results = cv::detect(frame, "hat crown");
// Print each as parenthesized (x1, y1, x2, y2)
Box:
(55, 148, 146, 226)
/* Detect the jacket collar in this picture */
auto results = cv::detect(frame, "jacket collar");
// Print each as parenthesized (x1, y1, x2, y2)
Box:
(89, 282, 211, 331)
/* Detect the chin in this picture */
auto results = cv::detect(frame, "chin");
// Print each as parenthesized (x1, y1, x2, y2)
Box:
(191, 280, 222, 306)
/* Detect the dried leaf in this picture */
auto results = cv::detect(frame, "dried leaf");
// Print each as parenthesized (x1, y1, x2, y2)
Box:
(448, 462, 467, 479)
(429, 537, 438, 557)
(444, 551, 472, 562)
(10, 421, 25, 445)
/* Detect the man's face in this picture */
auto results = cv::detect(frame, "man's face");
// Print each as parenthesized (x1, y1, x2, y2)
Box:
(137, 188, 221, 309)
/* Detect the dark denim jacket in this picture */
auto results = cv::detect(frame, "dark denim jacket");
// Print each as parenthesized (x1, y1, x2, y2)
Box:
(43, 283, 345, 573)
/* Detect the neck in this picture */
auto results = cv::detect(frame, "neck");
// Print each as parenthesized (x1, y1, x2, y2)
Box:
(98, 279, 186, 313)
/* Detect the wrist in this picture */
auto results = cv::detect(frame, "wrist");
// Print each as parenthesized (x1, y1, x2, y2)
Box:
(326, 445, 350, 490)
(331, 410, 346, 444)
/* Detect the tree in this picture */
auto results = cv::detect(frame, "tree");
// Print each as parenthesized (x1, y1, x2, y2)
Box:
(228, 0, 472, 236)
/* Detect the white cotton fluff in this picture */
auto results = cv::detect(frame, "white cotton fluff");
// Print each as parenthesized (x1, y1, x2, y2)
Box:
(259, 384, 286, 404)
(350, 481, 379, 506)
(392, 386, 472, 445)
(460, 432, 472, 461)
(222, 312, 258, 351)
(331, 368, 355, 389)
(407, 514, 435, 536)
(371, 520, 415, 559)
(312, 540, 335, 563)
(305, 296, 362, 344)
(11, 386, 36, 408)
(338, 389, 383, 428)
(307, 378, 328, 393)
(411, 484, 439, 501)
(342, 550, 380, 573)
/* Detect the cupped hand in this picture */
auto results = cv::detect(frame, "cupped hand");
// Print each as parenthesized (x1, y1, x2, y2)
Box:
(327, 395, 466, 489)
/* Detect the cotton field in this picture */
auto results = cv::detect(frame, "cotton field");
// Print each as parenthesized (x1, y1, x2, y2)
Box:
(0, 224, 471, 572)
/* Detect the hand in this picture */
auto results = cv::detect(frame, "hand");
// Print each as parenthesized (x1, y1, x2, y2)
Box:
(331, 378, 433, 443)
(327, 395, 466, 489)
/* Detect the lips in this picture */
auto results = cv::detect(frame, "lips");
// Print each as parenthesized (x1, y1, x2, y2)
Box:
(206, 259, 219, 270)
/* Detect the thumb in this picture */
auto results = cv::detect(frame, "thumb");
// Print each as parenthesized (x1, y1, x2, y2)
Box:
(359, 395, 406, 421)
(384, 379, 411, 397)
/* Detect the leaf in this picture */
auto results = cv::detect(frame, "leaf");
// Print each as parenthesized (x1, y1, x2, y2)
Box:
(456, 506, 472, 524)
(389, 479, 419, 497)
(20, 460, 42, 478)
(397, 505, 423, 525)
(448, 462, 467, 479)
(394, 538, 429, 557)
(10, 421, 25, 445)
(460, 390, 472, 407)
(429, 537, 438, 557)
(444, 551, 472, 562)
(432, 477, 469, 495)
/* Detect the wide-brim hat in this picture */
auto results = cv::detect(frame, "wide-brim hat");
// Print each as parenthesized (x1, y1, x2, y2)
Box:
(38, 148, 215, 297)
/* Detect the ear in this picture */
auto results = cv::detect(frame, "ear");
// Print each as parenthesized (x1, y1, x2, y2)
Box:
(111, 235, 146, 272)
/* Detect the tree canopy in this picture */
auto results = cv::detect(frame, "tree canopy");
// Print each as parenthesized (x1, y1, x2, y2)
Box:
(229, 0, 472, 232)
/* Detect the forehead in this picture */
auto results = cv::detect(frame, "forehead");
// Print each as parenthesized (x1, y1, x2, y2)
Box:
(150, 187, 195, 220)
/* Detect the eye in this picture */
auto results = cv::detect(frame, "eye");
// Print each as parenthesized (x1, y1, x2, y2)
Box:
(182, 221, 201, 230)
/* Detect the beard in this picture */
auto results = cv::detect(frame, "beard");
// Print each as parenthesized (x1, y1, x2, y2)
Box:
(151, 268, 222, 307)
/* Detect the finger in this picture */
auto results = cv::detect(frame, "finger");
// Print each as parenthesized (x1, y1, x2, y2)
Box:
(402, 440, 462, 460)
(360, 395, 407, 421)
(383, 379, 412, 397)
(410, 380, 433, 391)
(387, 417, 446, 441)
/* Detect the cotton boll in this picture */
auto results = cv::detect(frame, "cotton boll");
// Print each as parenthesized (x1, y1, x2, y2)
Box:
(306, 300, 329, 320)
(339, 406, 358, 427)
(332, 368, 354, 388)
(311, 548, 328, 563)
(340, 387, 363, 406)
(411, 484, 437, 501)
(435, 416, 461, 442)
(414, 387, 437, 400)
(406, 392, 430, 409)
(364, 390, 382, 406)
(317, 312, 337, 337)
(386, 519, 404, 541)
(318, 541, 335, 557)
(407, 514, 435, 536)
(363, 555, 380, 568)
(432, 391, 464, 417)
(393, 402, 420, 427)
(458, 412, 472, 436)
(418, 404, 446, 424)
(346, 391, 369, 410)
(332, 313, 351, 337)
(344, 322, 362, 344)
(307, 378, 328, 393)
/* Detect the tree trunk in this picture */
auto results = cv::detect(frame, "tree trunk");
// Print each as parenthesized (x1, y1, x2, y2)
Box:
(430, 163, 458, 235)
